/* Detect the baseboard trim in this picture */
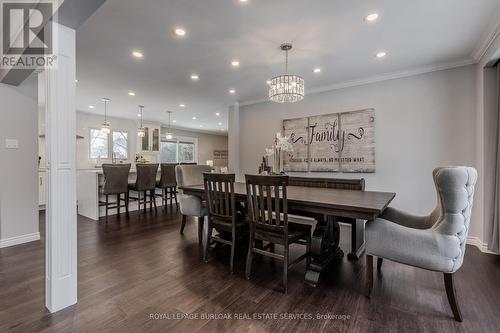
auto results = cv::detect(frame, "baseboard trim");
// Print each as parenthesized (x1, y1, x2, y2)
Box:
(0, 232, 41, 248)
(466, 236, 498, 255)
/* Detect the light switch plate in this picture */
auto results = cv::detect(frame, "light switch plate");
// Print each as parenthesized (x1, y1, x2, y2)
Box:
(5, 139, 19, 149)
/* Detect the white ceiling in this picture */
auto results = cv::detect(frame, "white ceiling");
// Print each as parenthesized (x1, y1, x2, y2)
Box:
(75, 0, 500, 133)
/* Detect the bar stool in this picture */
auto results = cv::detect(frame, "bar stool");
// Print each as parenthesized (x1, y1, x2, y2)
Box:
(156, 163, 178, 210)
(129, 163, 159, 212)
(99, 163, 131, 221)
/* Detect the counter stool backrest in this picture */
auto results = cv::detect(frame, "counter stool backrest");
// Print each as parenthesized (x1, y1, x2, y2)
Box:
(159, 163, 177, 188)
(102, 164, 131, 194)
(135, 163, 159, 191)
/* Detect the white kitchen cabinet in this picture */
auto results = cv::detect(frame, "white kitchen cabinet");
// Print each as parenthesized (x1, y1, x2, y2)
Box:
(140, 123, 160, 152)
(38, 171, 46, 207)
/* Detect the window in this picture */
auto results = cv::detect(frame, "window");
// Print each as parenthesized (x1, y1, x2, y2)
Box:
(89, 129, 129, 160)
(112, 131, 128, 159)
(90, 128, 108, 159)
(160, 136, 197, 163)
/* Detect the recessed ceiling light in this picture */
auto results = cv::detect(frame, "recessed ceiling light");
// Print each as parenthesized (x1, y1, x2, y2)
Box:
(89, 105, 95, 109)
(132, 50, 144, 58)
(179, 103, 185, 108)
(128, 91, 135, 96)
(172, 120, 177, 123)
(231, 60, 240, 67)
(137, 113, 141, 117)
(376, 51, 387, 59)
(199, 125, 203, 128)
(313, 68, 321, 73)
(229, 89, 236, 94)
(174, 27, 186, 37)
(364, 13, 379, 22)
(75, 79, 79, 83)
(240, 0, 249, 2)
(215, 112, 220, 116)
(218, 122, 222, 126)
(192, 116, 197, 120)
(190, 74, 199, 81)
(266, 80, 271, 85)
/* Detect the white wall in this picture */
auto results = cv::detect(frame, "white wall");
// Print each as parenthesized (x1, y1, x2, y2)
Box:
(0, 75, 39, 247)
(237, 65, 478, 230)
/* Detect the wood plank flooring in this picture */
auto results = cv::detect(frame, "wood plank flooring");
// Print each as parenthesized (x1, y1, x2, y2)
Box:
(1, 210, 499, 333)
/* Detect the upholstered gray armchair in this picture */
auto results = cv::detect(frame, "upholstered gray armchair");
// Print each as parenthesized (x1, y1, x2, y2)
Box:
(175, 165, 211, 236)
(365, 166, 477, 322)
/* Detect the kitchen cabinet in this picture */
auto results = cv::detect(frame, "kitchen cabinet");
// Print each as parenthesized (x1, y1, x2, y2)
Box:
(38, 171, 46, 206)
(140, 124, 160, 152)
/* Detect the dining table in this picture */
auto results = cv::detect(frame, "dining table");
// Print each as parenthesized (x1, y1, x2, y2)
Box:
(180, 182, 396, 287)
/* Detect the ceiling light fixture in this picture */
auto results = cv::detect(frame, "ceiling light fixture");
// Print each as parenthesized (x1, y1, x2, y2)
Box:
(137, 105, 145, 137)
(132, 50, 144, 58)
(190, 74, 199, 81)
(313, 68, 321, 73)
(165, 111, 174, 140)
(240, 0, 249, 3)
(128, 91, 135, 96)
(218, 122, 222, 126)
(215, 112, 220, 116)
(364, 13, 379, 22)
(89, 105, 95, 109)
(266, 80, 271, 85)
(179, 103, 185, 108)
(269, 43, 304, 103)
(100, 98, 111, 134)
(199, 125, 203, 128)
(376, 51, 387, 59)
(229, 89, 236, 94)
(174, 27, 186, 37)
(75, 79, 79, 83)
(231, 60, 240, 67)
(192, 116, 197, 120)
(172, 120, 177, 123)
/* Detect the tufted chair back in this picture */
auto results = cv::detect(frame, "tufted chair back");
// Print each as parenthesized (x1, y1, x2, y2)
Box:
(430, 166, 477, 271)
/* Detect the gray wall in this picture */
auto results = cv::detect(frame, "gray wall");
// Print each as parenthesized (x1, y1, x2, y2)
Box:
(236, 65, 478, 234)
(0, 75, 39, 245)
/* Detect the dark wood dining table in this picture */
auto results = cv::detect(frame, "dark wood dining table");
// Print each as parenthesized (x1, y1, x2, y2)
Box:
(180, 182, 396, 287)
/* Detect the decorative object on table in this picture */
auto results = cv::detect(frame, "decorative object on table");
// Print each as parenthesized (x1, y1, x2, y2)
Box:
(283, 108, 375, 173)
(137, 105, 145, 138)
(165, 111, 174, 140)
(100, 98, 111, 134)
(269, 43, 304, 103)
(365, 166, 477, 322)
(264, 132, 294, 175)
(258, 156, 271, 174)
(135, 154, 148, 164)
(206, 160, 214, 168)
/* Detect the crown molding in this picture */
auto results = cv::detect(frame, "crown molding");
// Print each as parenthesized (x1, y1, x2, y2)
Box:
(239, 58, 476, 107)
(472, 12, 500, 62)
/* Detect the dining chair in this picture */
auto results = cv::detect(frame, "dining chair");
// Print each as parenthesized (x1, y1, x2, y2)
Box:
(365, 166, 477, 322)
(128, 163, 159, 212)
(245, 174, 312, 293)
(203, 173, 248, 273)
(175, 164, 211, 236)
(156, 163, 178, 210)
(100, 163, 131, 221)
(289, 176, 365, 260)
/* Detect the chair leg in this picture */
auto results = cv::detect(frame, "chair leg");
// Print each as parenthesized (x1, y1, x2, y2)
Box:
(283, 243, 289, 294)
(444, 273, 463, 322)
(174, 188, 179, 210)
(162, 188, 166, 208)
(229, 228, 236, 274)
(117, 194, 120, 216)
(105, 194, 109, 221)
(270, 243, 275, 265)
(203, 224, 213, 263)
(152, 190, 157, 211)
(366, 254, 373, 298)
(197, 216, 204, 260)
(377, 257, 383, 270)
(180, 215, 187, 234)
(125, 191, 129, 215)
(245, 238, 254, 279)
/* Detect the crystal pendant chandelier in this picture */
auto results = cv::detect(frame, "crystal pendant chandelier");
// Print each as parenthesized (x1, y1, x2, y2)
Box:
(269, 43, 304, 103)
(137, 105, 145, 137)
(100, 98, 111, 134)
(165, 111, 174, 140)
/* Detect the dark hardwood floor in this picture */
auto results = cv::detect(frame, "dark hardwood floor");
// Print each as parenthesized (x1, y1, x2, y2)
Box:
(1, 210, 499, 333)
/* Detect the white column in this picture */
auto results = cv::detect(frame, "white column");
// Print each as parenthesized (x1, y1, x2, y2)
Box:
(40, 23, 77, 313)
(228, 102, 241, 181)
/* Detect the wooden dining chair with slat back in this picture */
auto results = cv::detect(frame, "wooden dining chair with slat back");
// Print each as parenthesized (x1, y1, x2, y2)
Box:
(245, 174, 311, 293)
(203, 173, 248, 273)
